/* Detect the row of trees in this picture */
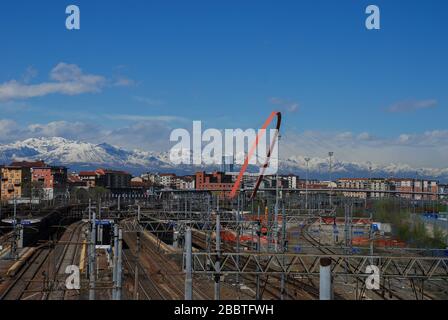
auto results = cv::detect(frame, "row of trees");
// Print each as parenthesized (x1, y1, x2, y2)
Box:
(373, 199, 447, 248)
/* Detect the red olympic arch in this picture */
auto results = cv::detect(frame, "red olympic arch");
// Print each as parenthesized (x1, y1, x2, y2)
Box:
(229, 111, 282, 200)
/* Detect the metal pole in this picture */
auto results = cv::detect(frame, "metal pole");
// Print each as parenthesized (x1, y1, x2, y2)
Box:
(112, 223, 119, 299)
(369, 208, 374, 264)
(99, 197, 102, 221)
(116, 228, 123, 300)
(88, 199, 91, 221)
(256, 206, 261, 300)
(274, 157, 280, 252)
(185, 228, 193, 300)
(280, 203, 286, 300)
(319, 258, 332, 300)
(89, 199, 96, 300)
(214, 212, 221, 300)
(274, 196, 279, 253)
(236, 193, 240, 287)
(134, 231, 140, 300)
(12, 192, 18, 259)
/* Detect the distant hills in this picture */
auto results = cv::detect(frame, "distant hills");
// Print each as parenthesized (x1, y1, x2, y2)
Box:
(0, 137, 447, 182)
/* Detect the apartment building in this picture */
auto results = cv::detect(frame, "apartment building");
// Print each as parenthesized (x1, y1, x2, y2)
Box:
(388, 178, 414, 199)
(369, 178, 388, 198)
(79, 169, 131, 190)
(337, 178, 369, 199)
(79, 171, 97, 188)
(159, 173, 177, 188)
(175, 176, 195, 190)
(0, 161, 68, 201)
(31, 165, 67, 200)
(413, 179, 438, 201)
(0, 161, 48, 201)
(0, 166, 29, 201)
(285, 174, 299, 189)
(388, 178, 438, 200)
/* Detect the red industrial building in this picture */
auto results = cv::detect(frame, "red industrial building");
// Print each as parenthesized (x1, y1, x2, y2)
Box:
(195, 171, 234, 196)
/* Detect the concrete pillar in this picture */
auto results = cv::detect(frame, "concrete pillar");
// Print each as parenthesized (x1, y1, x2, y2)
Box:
(319, 258, 332, 300)
(184, 228, 193, 300)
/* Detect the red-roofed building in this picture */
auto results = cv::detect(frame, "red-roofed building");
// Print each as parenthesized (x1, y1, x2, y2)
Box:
(29, 163, 67, 200)
(10, 160, 46, 168)
(68, 173, 87, 188)
(1, 161, 67, 201)
(79, 171, 98, 188)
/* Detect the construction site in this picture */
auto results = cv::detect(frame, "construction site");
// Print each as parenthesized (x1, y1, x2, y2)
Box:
(0, 186, 447, 301)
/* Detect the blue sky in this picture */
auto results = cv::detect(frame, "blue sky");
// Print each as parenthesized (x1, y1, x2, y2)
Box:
(0, 0, 447, 168)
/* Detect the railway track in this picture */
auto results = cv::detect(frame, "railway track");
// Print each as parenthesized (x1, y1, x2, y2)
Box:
(44, 221, 85, 300)
(0, 246, 51, 300)
(300, 220, 439, 300)
(191, 229, 331, 300)
(122, 248, 166, 300)
(123, 230, 209, 300)
(0, 222, 85, 300)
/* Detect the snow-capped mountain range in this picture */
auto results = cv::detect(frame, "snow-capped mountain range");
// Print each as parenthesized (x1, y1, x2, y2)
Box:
(0, 137, 447, 181)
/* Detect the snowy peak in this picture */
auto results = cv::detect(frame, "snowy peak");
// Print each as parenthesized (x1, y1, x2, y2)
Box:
(282, 155, 448, 181)
(0, 137, 447, 181)
(1, 137, 130, 165)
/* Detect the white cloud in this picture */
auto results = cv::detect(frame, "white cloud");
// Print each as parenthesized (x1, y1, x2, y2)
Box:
(398, 134, 411, 143)
(0, 118, 173, 152)
(335, 132, 353, 140)
(286, 103, 299, 112)
(394, 130, 448, 147)
(281, 129, 448, 169)
(102, 120, 174, 151)
(269, 97, 300, 113)
(357, 132, 372, 141)
(2, 117, 448, 168)
(0, 63, 106, 101)
(0, 101, 31, 113)
(0, 119, 17, 136)
(133, 96, 165, 106)
(105, 114, 187, 122)
(387, 99, 438, 113)
(22, 66, 38, 83)
(26, 121, 101, 140)
(113, 76, 135, 87)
